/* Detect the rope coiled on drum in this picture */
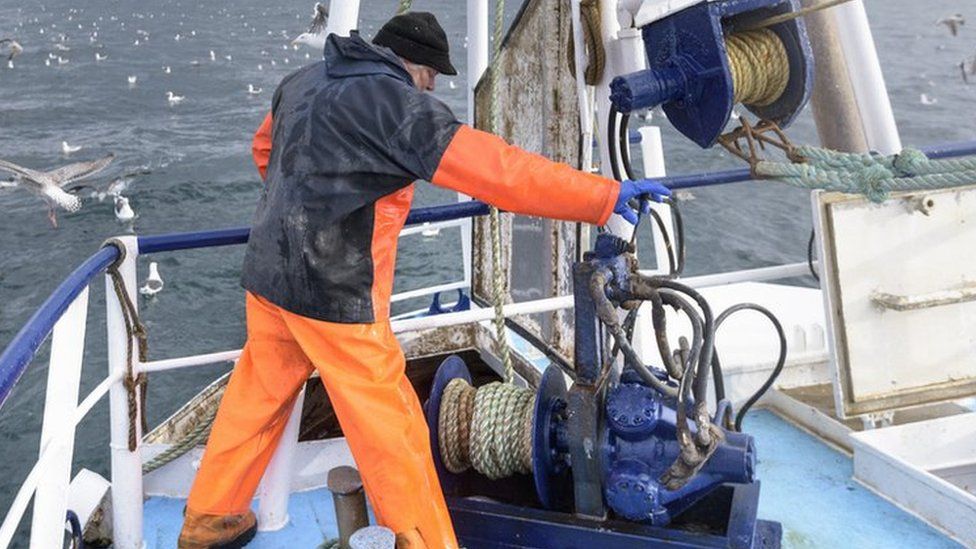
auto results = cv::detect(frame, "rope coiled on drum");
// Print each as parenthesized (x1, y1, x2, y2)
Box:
(726, 29, 790, 107)
(438, 378, 535, 479)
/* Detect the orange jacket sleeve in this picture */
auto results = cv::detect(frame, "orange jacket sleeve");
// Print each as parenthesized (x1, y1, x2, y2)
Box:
(252, 112, 273, 181)
(431, 125, 620, 226)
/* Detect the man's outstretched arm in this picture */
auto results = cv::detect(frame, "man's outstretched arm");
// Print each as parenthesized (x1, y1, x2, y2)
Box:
(430, 126, 621, 226)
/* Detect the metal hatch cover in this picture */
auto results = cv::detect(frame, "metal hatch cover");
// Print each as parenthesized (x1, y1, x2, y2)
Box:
(814, 186, 976, 418)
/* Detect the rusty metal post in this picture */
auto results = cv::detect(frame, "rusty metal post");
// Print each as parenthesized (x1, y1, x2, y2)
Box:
(327, 466, 369, 548)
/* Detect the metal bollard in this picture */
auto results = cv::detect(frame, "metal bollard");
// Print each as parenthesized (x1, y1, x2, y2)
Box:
(327, 466, 369, 548)
(349, 526, 395, 549)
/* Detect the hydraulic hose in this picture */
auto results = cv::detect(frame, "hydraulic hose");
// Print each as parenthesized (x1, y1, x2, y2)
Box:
(710, 303, 788, 431)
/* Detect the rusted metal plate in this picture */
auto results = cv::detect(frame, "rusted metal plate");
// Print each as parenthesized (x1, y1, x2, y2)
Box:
(473, 0, 582, 367)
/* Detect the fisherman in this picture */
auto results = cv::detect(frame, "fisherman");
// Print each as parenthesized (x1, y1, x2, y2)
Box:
(178, 11, 669, 549)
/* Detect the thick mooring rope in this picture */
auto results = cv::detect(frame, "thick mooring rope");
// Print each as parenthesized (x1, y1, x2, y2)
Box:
(758, 146, 976, 202)
(726, 29, 790, 107)
(396, 0, 411, 15)
(142, 402, 219, 473)
(438, 378, 534, 479)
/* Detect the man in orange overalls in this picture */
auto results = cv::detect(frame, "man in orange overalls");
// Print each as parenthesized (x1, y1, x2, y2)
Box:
(178, 11, 669, 549)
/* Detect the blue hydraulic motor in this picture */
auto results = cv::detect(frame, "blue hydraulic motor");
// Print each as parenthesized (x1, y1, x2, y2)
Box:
(426, 356, 755, 526)
(609, 0, 813, 147)
(426, 233, 758, 527)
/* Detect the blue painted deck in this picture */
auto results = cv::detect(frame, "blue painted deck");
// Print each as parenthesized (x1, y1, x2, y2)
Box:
(143, 410, 962, 548)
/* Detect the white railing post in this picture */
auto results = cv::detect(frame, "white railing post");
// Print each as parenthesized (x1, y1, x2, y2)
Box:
(257, 387, 306, 531)
(462, 0, 489, 292)
(30, 289, 89, 549)
(326, 0, 361, 37)
(105, 236, 144, 549)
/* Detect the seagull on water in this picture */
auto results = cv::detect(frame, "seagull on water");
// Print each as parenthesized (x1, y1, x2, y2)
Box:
(247, 84, 262, 95)
(127, 75, 138, 85)
(62, 141, 82, 154)
(95, 52, 108, 61)
(139, 262, 164, 296)
(167, 91, 185, 105)
(0, 38, 23, 68)
(291, 3, 329, 52)
(114, 195, 135, 222)
(0, 154, 115, 227)
(937, 14, 965, 36)
(920, 93, 938, 106)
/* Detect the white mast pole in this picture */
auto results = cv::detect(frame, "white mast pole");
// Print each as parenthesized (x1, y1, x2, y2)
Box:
(832, 0, 901, 154)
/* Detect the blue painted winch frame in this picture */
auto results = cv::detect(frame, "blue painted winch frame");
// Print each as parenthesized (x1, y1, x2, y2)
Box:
(610, 0, 814, 148)
(423, 232, 773, 548)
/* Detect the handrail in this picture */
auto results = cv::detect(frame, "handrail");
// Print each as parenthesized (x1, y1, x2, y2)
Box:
(0, 199, 493, 410)
(3, 137, 976, 410)
(0, 247, 119, 409)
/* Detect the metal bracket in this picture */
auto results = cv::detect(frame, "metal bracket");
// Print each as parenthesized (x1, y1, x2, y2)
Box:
(871, 284, 976, 312)
(716, 116, 806, 176)
(859, 411, 895, 430)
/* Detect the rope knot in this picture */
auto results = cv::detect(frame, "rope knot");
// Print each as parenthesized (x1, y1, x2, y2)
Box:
(890, 148, 928, 177)
(857, 163, 891, 203)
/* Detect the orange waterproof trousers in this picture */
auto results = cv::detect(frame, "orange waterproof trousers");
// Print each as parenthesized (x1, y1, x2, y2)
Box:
(186, 292, 458, 548)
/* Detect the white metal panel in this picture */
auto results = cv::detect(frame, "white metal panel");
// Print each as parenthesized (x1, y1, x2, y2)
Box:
(817, 186, 976, 416)
(851, 413, 976, 547)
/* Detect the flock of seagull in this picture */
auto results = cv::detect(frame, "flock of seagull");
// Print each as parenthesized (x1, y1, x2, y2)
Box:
(0, 3, 334, 229)
(0, 4, 967, 229)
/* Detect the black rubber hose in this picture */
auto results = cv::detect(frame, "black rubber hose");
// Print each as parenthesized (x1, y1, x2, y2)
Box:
(608, 105, 623, 182)
(710, 303, 788, 431)
(659, 290, 704, 380)
(665, 197, 686, 276)
(648, 291, 679, 378)
(711, 353, 726, 402)
(807, 228, 820, 282)
(647, 207, 677, 276)
(620, 111, 637, 181)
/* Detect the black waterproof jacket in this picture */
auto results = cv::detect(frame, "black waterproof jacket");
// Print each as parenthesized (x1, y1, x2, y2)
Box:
(241, 33, 461, 323)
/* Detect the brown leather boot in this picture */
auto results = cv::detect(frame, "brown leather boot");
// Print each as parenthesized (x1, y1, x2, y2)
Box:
(395, 528, 427, 549)
(178, 509, 257, 549)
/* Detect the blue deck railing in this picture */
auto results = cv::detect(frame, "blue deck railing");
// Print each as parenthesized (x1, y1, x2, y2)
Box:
(2, 138, 976, 409)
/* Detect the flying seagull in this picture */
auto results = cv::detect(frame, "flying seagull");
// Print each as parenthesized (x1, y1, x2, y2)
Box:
(961, 56, 976, 84)
(937, 14, 965, 37)
(0, 154, 115, 227)
(68, 167, 151, 202)
(292, 3, 329, 52)
(0, 38, 23, 68)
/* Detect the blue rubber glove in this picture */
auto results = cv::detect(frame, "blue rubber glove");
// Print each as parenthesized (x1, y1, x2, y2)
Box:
(614, 179, 671, 224)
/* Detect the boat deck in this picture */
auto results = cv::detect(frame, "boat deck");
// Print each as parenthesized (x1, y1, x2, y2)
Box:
(142, 410, 961, 548)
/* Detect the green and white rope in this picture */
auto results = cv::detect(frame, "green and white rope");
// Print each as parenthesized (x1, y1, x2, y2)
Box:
(758, 146, 976, 203)
(439, 378, 534, 479)
(396, 0, 412, 15)
(142, 402, 219, 474)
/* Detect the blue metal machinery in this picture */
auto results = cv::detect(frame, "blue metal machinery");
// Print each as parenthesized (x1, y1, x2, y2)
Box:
(610, 0, 813, 147)
(425, 233, 781, 548)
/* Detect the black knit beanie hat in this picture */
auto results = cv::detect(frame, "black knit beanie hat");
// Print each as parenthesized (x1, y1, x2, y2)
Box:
(372, 11, 458, 76)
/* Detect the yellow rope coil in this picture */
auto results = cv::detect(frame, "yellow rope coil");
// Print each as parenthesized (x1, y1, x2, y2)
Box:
(726, 29, 790, 107)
